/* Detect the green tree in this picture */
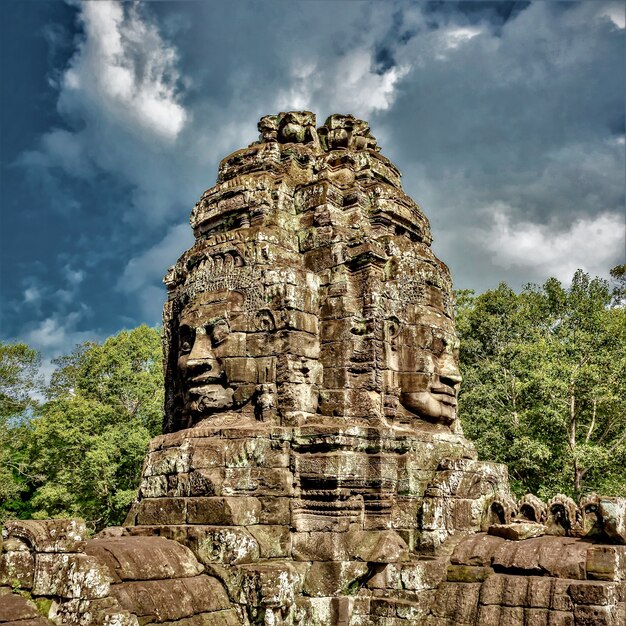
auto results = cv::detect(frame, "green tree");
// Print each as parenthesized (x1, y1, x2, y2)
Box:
(457, 270, 626, 499)
(0, 342, 41, 521)
(25, 325, 163, 529)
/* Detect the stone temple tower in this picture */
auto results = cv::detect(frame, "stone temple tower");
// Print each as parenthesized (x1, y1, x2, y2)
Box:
(2, 113, 624, 626)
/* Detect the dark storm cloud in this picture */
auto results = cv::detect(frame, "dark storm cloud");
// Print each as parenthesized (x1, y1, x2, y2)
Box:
(1, 0, 623, 367)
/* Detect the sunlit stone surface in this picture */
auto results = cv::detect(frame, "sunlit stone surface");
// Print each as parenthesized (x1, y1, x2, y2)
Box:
(2, 113, 623, 626)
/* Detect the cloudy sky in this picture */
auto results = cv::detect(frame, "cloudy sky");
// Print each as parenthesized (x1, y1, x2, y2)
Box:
(1, 0, 624, 368)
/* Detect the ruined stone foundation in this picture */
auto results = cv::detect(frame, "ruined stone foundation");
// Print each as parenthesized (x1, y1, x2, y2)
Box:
(2, 112, 624, 625)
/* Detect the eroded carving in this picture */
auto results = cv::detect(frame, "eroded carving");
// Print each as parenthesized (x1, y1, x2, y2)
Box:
(7, 112, 623, 626)
(163, 111, 461, 435)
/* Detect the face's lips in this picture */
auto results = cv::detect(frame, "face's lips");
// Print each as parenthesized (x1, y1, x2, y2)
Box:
(430, 385, 458, 405)
(188, 372, 223, 386)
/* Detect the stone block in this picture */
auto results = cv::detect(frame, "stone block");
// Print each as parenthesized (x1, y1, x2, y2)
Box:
(85, 536, 203, 583)
(222, 438, 290, 469)
(503, 575, 530, 607)
(2, 519, 86, 553)
(586, 545, 626, 581)
(523, 608, 550, 626)
(221, 467, 293, 496)
(188, 440, 224, 470)
(400, 558, 448, 591)
(573, 604, 620, 626)
(500, 605, 525, 625)
(295, 596, 356, 626)
(171, 469, 224, 497)
(247, 525, 290, 558)
(238, 562, 301, 607)
(187, 526, 260, 565)
(136, 498, 187, 525)
(369, 598, 396, 617)
(547, 612, 574, 626)
(491, 537, 587, 579)
(551, 579, 574, 611)
(527, 576, 553, 608)
(33, 553, 110, 599)
(258, 497, 291, 525)
(488, 522, 546, 541)
(476, 604, 502, 626)
(0, 550, 34, 589)
(446, 564, 492, 583)
(186, 496, 262, 525)
(431, 582, 480, 622)
(389, 499, 421, 530)
(395, 594, 434, 621)
(479, 573, 506, 605)
(157, 609, 241, 626)
(450, 533, 503, 567)
(0, 593, 40, 622)
(144, 446, 191, 476)
(50, 597, 139, 626)
(110, 575, 230, 622)
(598, 497, 626, 544)
(202, 563, 243, 600)
(347, 530, 409, 563)
(291, 510, 355, 533)
(139, 475, 169, 498)
(292, 531, 349, 561)
(367, 564, 401, 589)
(303, 561, 369, 597)
(568, 581, 618, 606)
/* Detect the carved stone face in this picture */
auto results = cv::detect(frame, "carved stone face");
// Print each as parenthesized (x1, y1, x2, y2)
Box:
(395, 324, 461, 425)
(163, 112, 463, 432)
(177, 290, 247, 420)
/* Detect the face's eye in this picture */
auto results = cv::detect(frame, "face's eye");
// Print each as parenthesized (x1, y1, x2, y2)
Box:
(431, 336, 445, 356)
(179, 326, 193, 354)
(210, 320, 230, 346)
(255, 309, 276, 332)
(386, 317, 401, 341)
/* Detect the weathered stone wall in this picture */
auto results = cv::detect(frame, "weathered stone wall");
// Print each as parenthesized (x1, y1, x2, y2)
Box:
(0, 520, 238, 625)
(2, 112, 624, 625)
(1, 520, 135, 625)
(122, 422, 509, 624)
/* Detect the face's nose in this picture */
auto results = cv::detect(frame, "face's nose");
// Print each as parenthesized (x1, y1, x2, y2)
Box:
(185, 328, 222, 376)
(438, 352, 462, 387)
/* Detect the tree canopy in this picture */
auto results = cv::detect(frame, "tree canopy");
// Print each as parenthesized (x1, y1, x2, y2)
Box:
(1, 269, 624, 527)
(456, 269, 626, 499)
(0, 325, 163, 528)
(0, 342, 41, 518)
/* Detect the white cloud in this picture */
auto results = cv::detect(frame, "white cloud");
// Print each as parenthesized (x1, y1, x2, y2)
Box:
(23, 310, 101, 389)
(25, 311, 87, 351)
(483, 208, 625, 282)
(62, 1, 187, 140)
(277, 49, 410, 120)
(64, 266, 85, 286)
(8, 0, 623, 341)
(443, 26, 482, 49)
(598, 2, 625, 29)
(23, 287, 42, 305)
(20, 1, 192, 221)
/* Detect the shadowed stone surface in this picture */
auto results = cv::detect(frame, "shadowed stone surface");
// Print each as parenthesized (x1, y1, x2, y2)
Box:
(2, 112, 624, 625)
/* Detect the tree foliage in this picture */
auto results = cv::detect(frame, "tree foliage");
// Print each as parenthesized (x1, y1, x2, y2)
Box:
(0, 326, 163, 529)
(1, 270, 624, 527)
(0, 342, 42, 521)
(456, 269, 626, 499)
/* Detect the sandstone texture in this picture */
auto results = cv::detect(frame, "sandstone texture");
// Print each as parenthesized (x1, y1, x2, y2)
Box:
(2, 112, 624, 625)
